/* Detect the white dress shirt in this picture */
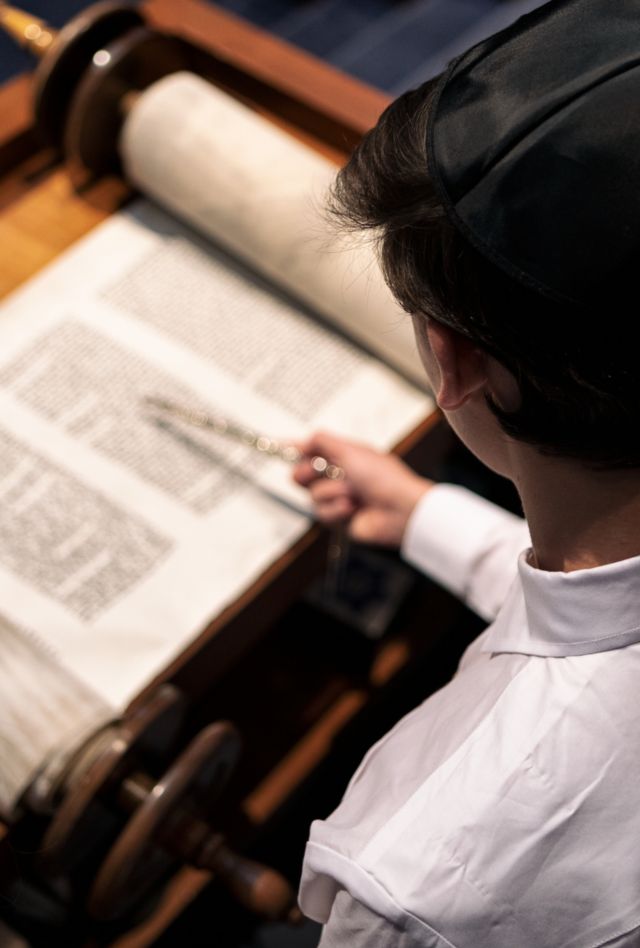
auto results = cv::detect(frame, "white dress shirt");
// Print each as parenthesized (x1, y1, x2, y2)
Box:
(299, 484, 640, 947)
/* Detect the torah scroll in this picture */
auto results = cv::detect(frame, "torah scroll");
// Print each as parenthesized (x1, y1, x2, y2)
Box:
(0, 68, 432, 725)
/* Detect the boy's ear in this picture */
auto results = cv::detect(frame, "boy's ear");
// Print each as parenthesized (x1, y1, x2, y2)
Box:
(426, 320, 488, 410)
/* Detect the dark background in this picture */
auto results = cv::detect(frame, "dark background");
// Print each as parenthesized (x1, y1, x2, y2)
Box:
(1, 0, 546, 92)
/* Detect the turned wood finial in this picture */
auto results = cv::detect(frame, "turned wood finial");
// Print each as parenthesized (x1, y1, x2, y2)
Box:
(0, 3, 56, 55)
(0, 0, 182, 170)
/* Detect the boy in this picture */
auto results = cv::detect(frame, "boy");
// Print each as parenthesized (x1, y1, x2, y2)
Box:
(294, 1, 640, 945)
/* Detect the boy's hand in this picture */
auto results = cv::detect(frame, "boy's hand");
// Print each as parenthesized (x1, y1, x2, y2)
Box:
(293, 431, 432, 548)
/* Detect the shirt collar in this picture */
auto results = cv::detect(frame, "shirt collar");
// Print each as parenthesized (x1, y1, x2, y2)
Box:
(482, 549, 640, 657)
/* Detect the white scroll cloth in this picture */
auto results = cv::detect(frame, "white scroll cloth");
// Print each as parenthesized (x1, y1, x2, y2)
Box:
(120, 72, 426, 387)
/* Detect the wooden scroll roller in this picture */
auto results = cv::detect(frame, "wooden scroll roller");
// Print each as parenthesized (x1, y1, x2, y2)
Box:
(1, 1, 425, 384)
(0, 626, 300, 926)
(44, 687, 300, 925)
(0, 1, 189, 179)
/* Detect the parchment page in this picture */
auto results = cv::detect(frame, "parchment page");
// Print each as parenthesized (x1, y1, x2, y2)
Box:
(0, 201, 432, 708)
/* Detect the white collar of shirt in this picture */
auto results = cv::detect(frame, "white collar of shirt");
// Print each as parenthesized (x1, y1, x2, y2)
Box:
(482, 549, 640, 658)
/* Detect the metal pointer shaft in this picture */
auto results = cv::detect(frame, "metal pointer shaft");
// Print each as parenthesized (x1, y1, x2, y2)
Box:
(144, 396, 345, 480)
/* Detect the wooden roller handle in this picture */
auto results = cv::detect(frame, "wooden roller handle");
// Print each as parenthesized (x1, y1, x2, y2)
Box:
(197, 835, 302, 925)
(86, 722, 301, 926)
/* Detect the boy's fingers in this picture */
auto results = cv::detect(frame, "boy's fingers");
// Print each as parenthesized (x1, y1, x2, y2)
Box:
(309, 479, 352, 503)
(293, 458, 319, 486)
(313, 495, 356, 524)
(293, 442, 354, 487)
(293, 431, 374, 491)
(300, 430, 355, 466)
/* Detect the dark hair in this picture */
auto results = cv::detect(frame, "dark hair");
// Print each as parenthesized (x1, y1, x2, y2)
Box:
(331, 80, 640, 469)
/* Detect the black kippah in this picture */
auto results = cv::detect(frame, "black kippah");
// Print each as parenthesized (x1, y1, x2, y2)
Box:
(427, 0, 640, 306)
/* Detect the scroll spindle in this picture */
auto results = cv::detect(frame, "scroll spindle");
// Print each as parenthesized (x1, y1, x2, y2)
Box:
(0, 3, 56, 55)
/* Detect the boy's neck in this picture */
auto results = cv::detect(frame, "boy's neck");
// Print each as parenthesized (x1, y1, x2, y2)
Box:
(511, 448, 640, 573)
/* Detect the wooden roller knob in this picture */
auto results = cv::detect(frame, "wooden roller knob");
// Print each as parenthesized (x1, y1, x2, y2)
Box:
(88, 722, 300, 925)
(196, 836, 303, 925)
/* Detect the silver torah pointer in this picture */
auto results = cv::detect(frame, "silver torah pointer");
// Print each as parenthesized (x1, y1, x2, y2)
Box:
(144, 396, 345, 480)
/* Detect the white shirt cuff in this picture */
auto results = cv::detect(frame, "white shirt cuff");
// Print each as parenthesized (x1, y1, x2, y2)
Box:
(401, 484, 530, 621)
